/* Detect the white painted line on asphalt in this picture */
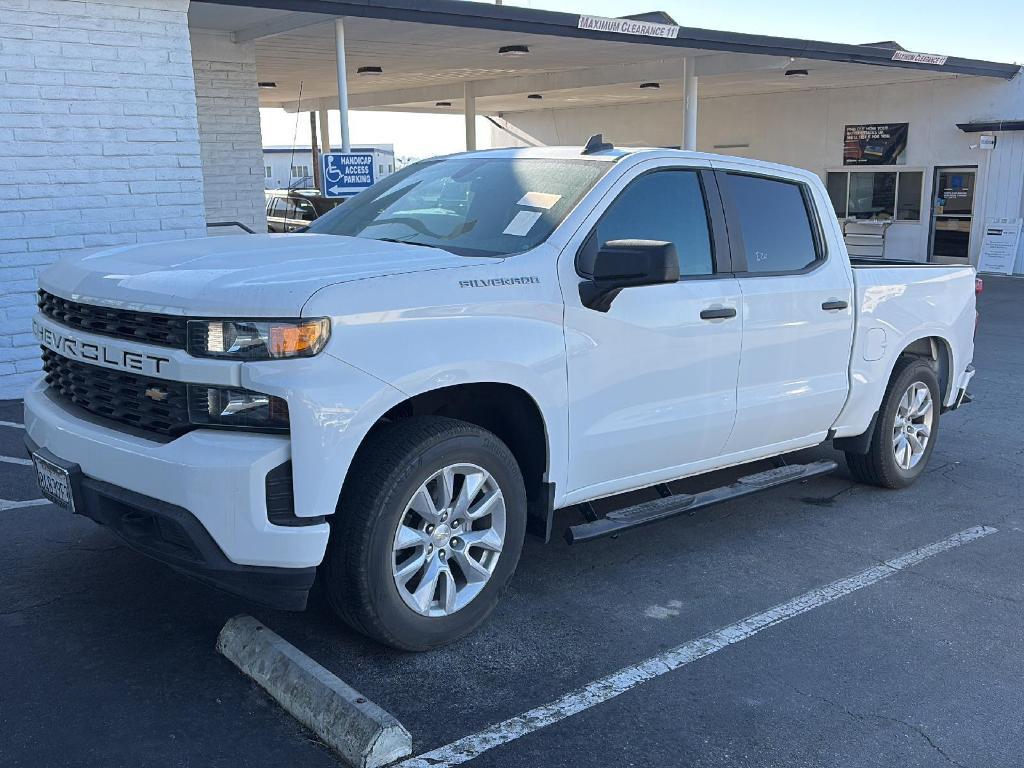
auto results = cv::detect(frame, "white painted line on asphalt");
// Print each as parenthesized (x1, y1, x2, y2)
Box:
(218, 615, 412, 768)
(0, 455, 33, 466)
(396, 525, 998, 768)
(0, 420, 24, 429)
(0, 498, 50, 512)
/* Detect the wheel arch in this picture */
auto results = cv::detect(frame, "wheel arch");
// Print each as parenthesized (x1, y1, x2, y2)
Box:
(835, 333, 952, 455)
(895, 334, 953, 403)
(344, 382, 556, 541)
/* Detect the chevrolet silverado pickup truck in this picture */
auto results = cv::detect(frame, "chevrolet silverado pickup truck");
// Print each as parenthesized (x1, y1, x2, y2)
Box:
(25, 141, 977, 650)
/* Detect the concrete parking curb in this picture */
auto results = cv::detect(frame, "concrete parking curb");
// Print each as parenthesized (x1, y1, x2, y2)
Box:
(216, 615, 412, 768)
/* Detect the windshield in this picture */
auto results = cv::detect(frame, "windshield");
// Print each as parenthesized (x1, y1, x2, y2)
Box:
(305, 157, 608, 257)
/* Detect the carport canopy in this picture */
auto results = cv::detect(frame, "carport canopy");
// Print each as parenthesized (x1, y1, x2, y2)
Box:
(188, 0, 1021, 152)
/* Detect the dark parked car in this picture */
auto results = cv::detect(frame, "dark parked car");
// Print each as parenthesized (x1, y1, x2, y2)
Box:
(265, 189, 344, 233)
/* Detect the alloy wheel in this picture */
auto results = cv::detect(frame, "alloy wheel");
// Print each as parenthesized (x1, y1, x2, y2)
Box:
(892, 381, 934, 470)
(391, 463, 506, 617)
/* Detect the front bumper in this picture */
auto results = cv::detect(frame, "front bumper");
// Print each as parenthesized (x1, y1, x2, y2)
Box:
(24, 382, 331, 572)
(24, 438, 315, 610)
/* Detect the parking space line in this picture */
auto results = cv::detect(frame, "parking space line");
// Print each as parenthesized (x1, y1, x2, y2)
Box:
(1, 455, 32, 466)
(0, 498, 50, 512)
(0, 420, 24, 429)
(395, 525, 997, 768)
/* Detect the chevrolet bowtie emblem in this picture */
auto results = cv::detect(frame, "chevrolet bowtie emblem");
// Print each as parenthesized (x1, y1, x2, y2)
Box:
(144, 387, 169, 402)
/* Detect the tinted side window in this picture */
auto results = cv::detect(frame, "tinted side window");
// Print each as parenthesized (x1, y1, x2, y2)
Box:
(594, 171, 714, 276)
(723, 174, 819, 273)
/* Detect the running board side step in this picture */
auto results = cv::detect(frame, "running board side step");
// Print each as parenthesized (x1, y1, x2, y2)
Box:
(565, 460, 839, 544)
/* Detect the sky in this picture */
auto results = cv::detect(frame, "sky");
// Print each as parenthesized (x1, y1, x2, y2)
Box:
(260, 0, 1024, 157)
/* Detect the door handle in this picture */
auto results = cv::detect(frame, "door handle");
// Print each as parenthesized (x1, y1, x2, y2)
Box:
(821, 300, 849, 311)
(700, 307, 737, 320)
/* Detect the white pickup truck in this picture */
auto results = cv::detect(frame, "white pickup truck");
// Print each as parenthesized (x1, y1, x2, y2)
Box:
(25, 142, 977, 650)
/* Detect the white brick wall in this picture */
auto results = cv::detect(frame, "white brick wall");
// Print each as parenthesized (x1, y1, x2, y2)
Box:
(190, 29, 266, 234)
(0, 0, 207, 399)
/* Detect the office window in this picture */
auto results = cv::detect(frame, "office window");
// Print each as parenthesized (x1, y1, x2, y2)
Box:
(723, 173, 819, 273)
(896, 171, 923, 220)
(290, 165, 310, 178)
(826, 173, 848, 219)
(592, 170, 714, 276)
(265, 166, 272, 179)
(826, 170, 922, 221)
(849, 172, 896, 219)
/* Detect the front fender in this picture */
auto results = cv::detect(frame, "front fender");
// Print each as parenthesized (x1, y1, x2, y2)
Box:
(242, 354, 408, 520)
(284, 251, 569, 513)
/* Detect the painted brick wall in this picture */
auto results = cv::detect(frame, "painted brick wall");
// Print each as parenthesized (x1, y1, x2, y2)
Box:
(190, 29, 266, 235)
(0, 0, 207, 399)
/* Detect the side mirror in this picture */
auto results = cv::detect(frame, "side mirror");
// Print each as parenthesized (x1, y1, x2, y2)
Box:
(578, 239, 680, 312)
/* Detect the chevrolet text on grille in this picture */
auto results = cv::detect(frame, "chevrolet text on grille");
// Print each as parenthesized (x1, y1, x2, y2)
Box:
(32, 319, 171, 375)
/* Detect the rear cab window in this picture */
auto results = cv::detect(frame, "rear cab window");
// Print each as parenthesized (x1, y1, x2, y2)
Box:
(719, 172, 823, 274)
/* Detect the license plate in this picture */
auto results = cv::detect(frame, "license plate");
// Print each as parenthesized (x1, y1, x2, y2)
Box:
(33, 454, 75, 512)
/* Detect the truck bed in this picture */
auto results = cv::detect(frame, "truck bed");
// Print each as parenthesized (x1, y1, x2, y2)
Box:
(831, 262, 977, 439)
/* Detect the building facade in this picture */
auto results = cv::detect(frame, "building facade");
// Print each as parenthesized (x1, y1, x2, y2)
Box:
(490, 74, 1024, 271)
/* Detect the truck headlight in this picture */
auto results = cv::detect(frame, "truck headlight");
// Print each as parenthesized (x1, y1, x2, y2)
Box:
(187, 318, 330, 360)
(187, 385, 290, 431)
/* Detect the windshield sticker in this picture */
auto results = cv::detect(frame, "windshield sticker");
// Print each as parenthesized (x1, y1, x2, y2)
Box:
(503, 210, 544, 237)
(517, 192, 562, 210)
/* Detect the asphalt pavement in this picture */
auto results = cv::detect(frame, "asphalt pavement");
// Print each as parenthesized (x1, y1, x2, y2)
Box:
(1, 276, 1021, 768)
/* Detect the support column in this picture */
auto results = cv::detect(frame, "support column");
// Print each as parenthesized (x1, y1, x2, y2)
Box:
(319, 108, 332, 153)
(464, 81, 477, 152)
(334, 18, 351, 153)
(683, 57, 698, 152)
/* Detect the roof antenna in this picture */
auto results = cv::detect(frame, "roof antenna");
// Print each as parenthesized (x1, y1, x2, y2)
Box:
(582, 133, 614, 155)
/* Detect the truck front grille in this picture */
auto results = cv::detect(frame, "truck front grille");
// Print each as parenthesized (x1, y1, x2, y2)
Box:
(42, 348, 191, 437)
(38, 290, 188, 349)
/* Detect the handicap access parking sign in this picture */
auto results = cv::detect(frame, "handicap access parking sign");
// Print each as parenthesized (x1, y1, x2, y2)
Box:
(321, 152, 376, 198)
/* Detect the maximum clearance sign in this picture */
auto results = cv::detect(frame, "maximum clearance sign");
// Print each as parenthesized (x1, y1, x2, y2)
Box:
(577, 14, 679, 39)
(321, 152, 376, 198)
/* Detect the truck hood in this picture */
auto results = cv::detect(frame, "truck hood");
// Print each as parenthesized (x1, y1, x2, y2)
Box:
(39, 233, 491, 316)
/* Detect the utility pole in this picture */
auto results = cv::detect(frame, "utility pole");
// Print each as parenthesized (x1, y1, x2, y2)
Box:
(310, 111, 321, 192)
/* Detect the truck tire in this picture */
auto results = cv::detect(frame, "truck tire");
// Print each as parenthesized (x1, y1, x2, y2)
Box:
(845, 356, 941, 489)
(322, 416, 527, 651)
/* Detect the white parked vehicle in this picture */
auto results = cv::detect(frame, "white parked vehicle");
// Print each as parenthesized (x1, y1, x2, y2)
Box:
(25, 140, 977, 650)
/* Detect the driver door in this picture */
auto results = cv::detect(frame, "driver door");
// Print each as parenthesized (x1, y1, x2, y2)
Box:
(560, 162, 743, 499)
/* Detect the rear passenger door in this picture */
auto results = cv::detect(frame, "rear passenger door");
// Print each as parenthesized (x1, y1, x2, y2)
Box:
(561, 162, 743, 497)
(714, 166, 855, 454)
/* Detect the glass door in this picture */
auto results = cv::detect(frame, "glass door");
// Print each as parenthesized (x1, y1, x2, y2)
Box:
(929, 167, 976, 263)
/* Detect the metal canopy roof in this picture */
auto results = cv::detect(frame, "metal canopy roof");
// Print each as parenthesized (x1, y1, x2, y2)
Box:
(957, 120, 1024, 132)
(189, 0, 1020, 116)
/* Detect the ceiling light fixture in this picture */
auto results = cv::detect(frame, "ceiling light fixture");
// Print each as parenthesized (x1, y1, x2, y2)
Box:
(639, 82, 660, 89)
(435, 101, 452, 107)
(784, 69, 809, 78)
(257, 82, 277, 89)
(357, 66, 383, 76)
(499, 45, 530, 56)
(527, 93, 543, 100)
